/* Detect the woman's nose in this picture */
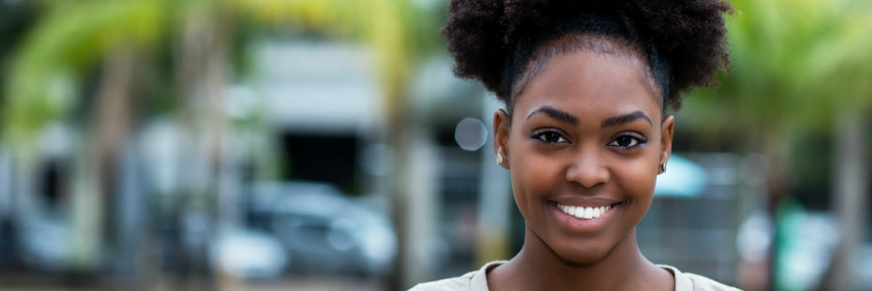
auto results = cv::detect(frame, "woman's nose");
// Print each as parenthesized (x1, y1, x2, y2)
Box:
(564, 148, 610, 188)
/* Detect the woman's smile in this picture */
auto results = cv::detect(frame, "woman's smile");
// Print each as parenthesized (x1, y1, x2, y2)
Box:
(549, 200, 623, 233)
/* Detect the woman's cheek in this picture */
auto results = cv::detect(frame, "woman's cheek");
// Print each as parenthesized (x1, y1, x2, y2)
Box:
(511, 146, 557, 214)
(615, 155, 658, 201)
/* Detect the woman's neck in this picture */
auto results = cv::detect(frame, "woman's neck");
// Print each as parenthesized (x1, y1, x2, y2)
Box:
(487, 226, 673, 291)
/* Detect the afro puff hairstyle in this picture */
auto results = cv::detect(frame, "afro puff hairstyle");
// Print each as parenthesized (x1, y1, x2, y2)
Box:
(441, 0, 733, 113)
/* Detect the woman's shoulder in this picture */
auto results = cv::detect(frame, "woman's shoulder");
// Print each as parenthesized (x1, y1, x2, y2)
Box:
(410, 262, 741, 291)
(408, 261, 505, 291)
(408, 271, 476, 291)
(659, 265, 743, 291)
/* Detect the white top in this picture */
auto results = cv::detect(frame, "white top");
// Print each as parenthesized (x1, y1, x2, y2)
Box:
(410, 261, 741, 291)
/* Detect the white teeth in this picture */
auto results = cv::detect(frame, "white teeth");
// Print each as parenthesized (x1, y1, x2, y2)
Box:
(574, 208, 584, 219)
(557, 204, 614, 220)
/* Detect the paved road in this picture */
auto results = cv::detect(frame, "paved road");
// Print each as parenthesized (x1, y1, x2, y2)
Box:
(0, 276, 386, 291)
(230, 278, 385, 291)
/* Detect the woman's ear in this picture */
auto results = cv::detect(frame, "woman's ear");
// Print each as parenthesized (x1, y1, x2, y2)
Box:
(659, 115, 675, 174)
(493, 109, 511, 169)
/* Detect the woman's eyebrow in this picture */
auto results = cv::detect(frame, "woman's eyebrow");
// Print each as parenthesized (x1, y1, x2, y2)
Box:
(601, 110, 652, 128)
(526, 105, 579, 125)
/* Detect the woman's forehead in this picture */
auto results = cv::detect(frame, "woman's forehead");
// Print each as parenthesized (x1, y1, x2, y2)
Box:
(514, 47, 662, 122)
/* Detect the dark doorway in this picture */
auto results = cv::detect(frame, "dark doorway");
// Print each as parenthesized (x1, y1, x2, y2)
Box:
(281, 134, 359, 194)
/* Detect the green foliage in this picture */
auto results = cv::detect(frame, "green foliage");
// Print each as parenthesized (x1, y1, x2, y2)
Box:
(2, 0, 170, 149)
(2, 0, 444, 150)
(682, 0, 872, 135)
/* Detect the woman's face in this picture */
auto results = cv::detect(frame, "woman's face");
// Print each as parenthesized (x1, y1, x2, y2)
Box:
(494, 44, 674, 264)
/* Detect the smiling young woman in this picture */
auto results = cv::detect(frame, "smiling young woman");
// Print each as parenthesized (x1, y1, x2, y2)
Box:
(411, 1, 736, 291)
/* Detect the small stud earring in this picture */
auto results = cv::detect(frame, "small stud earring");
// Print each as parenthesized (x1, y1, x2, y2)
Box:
(660, 162, 667, 172)
(496, 153, 503, 165)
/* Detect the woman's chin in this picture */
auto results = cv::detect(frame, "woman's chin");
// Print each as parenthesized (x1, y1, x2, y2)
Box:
(551, 244, 611, 266)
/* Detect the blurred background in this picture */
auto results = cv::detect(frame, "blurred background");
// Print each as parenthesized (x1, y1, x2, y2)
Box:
(0, 0, 870, 290)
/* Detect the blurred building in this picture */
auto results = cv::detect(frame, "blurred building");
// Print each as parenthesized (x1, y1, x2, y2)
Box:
(237, 39, 505, 286)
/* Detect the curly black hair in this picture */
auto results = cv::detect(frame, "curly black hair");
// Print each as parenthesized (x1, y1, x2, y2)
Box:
(441, 0, 732, 115)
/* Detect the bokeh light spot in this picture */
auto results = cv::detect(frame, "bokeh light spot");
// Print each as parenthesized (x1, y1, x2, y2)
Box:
(454, 117, 487, 151)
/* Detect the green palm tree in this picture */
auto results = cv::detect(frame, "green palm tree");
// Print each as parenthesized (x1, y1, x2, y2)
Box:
(2, 0, 169, 270)
(681, 0, 872, 289)
(2, 0, 441, 286)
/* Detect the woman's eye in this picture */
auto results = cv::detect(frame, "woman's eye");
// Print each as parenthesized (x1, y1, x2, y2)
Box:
(537, 132, 567, 143)
(609, 136, 641, 148)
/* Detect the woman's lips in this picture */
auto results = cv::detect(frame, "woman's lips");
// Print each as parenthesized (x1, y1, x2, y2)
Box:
(548, 200, 623, 232)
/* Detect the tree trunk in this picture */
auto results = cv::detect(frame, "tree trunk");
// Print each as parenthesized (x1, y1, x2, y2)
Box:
(70, 48, 135, 271)
(760, 127, 790, 291)
(173, 8, 231, 290)
(827, 107, 868, 291)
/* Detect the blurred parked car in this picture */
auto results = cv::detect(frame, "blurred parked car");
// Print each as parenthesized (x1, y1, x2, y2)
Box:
(246, 181, 396, 277)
